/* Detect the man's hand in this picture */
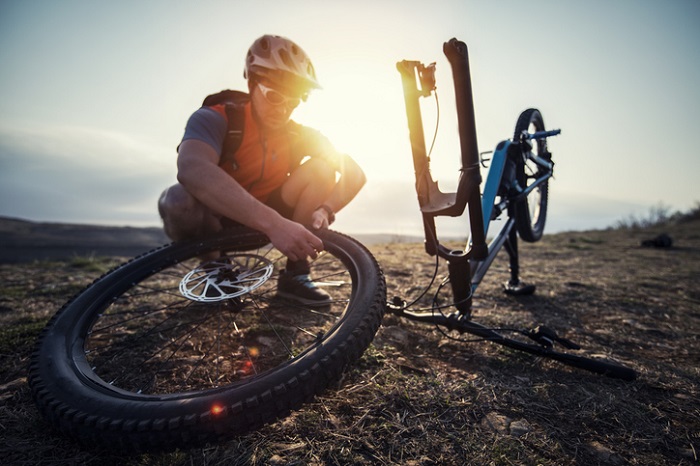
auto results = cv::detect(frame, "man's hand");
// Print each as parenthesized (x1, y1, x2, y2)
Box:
(311, 207, 332, 230)
(266, 218, 324, 262)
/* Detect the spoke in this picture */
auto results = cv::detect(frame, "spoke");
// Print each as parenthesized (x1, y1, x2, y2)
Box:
(87, 300, 203, 360)
(124, 282, 184, 300)
(130, 312, 217, 393)
(83, 245, 358, 396)
(89, 298, 190, 335)
(295, 325, 322, 339)
(253, 300, 294, 359)
(99, 312, 206, 389)
(180, 307, 240, 389)
(232, 321, 259, 377)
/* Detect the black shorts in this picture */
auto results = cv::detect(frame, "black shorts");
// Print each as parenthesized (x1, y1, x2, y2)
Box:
(265, 185, 295, 220)
(220, 186, 294, 229)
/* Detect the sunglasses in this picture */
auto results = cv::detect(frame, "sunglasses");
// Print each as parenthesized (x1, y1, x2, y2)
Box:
(257, 83, 302, 109)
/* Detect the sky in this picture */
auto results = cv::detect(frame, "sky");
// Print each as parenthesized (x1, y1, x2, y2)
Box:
(1, 0, 698, 238)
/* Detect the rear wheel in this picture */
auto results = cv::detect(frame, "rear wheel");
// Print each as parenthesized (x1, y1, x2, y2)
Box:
(29, 227, 385, 452)
(513, 108, 550, 242)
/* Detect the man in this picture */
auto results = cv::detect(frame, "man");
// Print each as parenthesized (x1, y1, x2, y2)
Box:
(158, 35, 366, 305)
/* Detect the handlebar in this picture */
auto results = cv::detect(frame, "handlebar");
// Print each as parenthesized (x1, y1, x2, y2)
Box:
(521, 129, 561, 141)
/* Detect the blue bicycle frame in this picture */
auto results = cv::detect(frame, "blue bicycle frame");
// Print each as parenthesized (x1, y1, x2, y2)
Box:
(471, 129, 559, 292)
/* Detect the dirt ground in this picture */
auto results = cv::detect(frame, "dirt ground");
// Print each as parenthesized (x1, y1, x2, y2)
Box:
(1, 218, 698, 465)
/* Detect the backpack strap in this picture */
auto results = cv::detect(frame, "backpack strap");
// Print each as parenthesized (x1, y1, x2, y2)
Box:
(201, 90, 249, 170)
(221, 102, 245, 170)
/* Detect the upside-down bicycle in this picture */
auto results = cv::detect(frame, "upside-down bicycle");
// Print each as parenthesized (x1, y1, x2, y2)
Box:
(29, 38, 635, 452)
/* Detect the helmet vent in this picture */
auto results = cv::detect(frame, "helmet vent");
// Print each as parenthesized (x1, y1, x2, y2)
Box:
(278, 49, 294, 69)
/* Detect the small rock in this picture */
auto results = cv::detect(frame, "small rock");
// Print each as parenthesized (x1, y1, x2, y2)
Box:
(509, 419, 531, 437)
(480, 411, 510, 434)
(588, 441, 622, 465)
(378, 325, 410, 347)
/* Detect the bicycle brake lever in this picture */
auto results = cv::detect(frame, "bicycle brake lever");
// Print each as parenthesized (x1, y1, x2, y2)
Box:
(527, 325, 580, 350)
(418, 63, 437, 97)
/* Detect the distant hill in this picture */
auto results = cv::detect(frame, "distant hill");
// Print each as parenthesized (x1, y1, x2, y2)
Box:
(0, 217, 169, 263)
(0, 217, 428, 264)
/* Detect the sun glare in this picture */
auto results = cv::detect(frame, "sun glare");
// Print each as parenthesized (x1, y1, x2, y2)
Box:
(293, 61, 417, 184)
(292, 50, 464, 193)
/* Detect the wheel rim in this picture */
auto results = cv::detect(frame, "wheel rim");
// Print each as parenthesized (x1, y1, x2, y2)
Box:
(523, 119, 545, 228)
(523, 159, 543, 227)
(81, 240, 355, 397)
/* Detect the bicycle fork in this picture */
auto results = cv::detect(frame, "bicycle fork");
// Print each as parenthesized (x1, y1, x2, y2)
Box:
(396, 38, 491, 318)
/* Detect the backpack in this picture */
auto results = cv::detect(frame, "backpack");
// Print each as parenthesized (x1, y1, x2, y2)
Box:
(201, 90, 249, 170)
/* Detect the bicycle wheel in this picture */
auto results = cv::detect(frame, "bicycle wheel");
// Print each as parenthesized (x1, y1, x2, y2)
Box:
(513, 108, 550, 242)
(28, 227, 385, 452)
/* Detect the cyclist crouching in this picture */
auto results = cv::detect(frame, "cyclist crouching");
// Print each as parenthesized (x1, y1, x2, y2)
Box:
(158, 35, 366, 305)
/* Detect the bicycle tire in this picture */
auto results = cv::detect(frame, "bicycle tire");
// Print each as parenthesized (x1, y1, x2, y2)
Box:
(28, 227, 385, 452)
(513, 108, 550, 242)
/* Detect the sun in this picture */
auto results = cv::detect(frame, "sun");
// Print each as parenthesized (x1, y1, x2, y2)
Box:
(291, 59, 418, 185)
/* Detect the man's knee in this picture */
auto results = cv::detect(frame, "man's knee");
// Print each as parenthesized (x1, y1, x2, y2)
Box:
(158, 184, 218, 241)
(158, 184, 197, 217)
(303, 158, 336, 185)
(282, 159, 336, 207)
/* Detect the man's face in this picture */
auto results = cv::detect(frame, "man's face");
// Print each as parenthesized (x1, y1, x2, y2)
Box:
(251, 80, 303, 130)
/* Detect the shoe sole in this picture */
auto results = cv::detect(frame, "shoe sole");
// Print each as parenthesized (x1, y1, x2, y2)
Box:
(276, 291, 333, 307)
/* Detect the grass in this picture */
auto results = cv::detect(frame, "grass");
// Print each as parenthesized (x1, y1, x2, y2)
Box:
(0, 318, 47, 353)
(1, 217, 699, 465)
(67, 254, 115, 273)
(614, 201, 700, 230)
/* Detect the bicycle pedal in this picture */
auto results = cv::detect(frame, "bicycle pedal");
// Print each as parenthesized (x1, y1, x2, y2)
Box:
(503, 281, 536, 296)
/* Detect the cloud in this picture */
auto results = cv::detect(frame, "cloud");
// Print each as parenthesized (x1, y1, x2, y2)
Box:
(0, 123, 176, 225)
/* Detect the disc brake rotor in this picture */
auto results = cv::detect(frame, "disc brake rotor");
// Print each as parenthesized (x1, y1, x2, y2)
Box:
(179, 254, 274, 302)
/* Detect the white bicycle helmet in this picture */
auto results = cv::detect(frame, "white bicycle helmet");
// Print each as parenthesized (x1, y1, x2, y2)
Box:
(244, 35, 321, 93)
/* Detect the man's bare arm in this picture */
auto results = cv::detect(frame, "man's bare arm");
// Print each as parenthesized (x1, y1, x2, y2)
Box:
(177, 139, 324, 261)
(310, 153, 366, 229)
(324, 153, 366, 213)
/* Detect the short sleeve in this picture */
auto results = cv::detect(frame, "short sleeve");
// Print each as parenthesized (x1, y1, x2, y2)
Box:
(181, 107, 227, 154)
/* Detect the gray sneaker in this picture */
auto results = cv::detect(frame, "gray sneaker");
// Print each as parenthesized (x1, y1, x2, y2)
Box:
(277, 271, 332, 306)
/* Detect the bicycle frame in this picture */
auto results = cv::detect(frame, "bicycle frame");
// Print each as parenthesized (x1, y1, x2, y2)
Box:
(396, 38, 543, 316)
(471, 131, 557, 291)
(391, 39, 635, 380)
(397, 38, 563, 309)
